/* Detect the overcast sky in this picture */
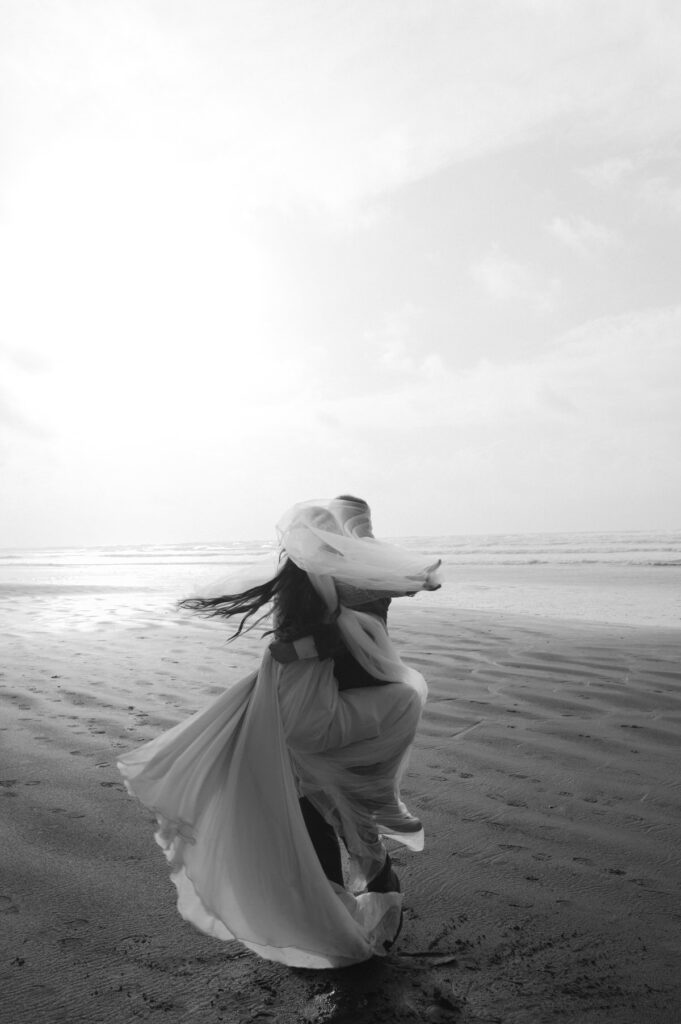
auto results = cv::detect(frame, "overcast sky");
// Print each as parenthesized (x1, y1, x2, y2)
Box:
(2, 0, 680, 546)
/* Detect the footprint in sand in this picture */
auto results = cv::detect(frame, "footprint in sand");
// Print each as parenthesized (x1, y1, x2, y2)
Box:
(0, 895, 19, 914)
(58, 921, 89, 947)
(115, 934, 154, 955)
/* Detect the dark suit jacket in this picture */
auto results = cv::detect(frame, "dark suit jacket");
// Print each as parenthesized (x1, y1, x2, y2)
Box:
(312, 597, 393, 690)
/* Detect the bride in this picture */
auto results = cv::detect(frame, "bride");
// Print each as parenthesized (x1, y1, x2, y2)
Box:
(118, 496, 441, 968)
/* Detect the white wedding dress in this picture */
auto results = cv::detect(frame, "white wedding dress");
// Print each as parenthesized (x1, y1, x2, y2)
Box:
(118, 646, 426, 968)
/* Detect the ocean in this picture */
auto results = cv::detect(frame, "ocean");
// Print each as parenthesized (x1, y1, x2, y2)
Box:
(1, 531, 680, 631)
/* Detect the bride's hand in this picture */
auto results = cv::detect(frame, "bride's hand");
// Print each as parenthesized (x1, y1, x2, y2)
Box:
(423, 559, 442, 591)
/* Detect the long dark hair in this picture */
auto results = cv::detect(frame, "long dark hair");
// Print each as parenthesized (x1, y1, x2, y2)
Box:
(178, 556, 327, 642)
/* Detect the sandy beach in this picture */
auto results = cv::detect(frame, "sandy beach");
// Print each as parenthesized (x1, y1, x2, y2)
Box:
(2, 596, 681, 1023)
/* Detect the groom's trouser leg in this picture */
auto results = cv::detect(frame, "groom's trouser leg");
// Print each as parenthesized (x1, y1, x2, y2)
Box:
(299, 797, 343, 886)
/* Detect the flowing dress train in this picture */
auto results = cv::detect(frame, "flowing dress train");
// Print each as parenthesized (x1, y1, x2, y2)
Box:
(118, 649, 426, 968)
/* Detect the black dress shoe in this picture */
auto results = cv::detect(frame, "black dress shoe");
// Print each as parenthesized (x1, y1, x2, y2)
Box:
(383, 909, 404, 951)
(367, 854, 401, 893)
(367, 855, 404, 951)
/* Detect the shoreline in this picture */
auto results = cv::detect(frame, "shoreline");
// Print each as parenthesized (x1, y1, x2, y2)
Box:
(3, 553, 681, 632)
(2, 606, 681, 1022)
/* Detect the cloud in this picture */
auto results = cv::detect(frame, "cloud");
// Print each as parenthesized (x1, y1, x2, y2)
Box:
(638, 175, 681, 218)
(2, 4, 681, 540)
(3, 1, 681, 216)
(248, 305, 681, 448)
(0, 348, 50, 440)
(3, 304, 679, 539)
(547, 215, 619, 258)
(470, 246, 560, 311)
(361, 306, 445, 382)
(0, 387, 33, 434)
(251, 305, 681, 531)
(580, 156, 636, 187)
(581, 151, 681, 220)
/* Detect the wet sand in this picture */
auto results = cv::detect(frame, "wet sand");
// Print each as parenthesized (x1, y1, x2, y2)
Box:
(1, 600, 680, 1023)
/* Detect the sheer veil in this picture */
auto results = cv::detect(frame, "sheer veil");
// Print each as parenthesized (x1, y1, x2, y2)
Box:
(276, 498, 441, 688)
(185, 496, 442, 688)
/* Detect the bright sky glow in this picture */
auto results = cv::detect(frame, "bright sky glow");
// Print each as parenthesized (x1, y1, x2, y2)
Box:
(1, 0, 680, 544)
